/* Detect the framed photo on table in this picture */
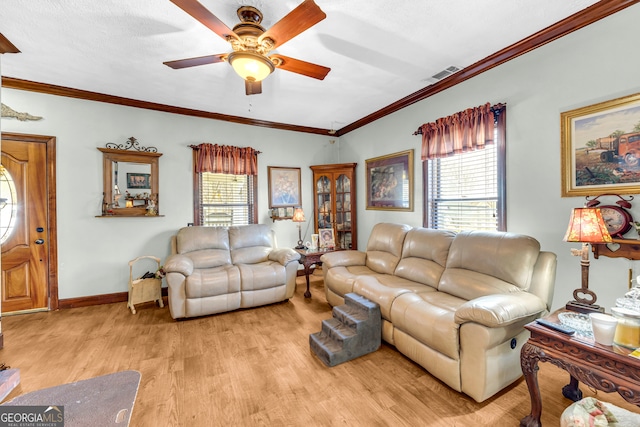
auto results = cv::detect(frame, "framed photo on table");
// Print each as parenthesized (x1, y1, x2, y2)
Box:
(561, 92, 640, 197)
(268, 166, 301, 208)
(366, 149, 414, 210)
(319, 228, 335, 250)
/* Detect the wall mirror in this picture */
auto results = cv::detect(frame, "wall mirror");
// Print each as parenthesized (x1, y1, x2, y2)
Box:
(98, 138, 162, 217)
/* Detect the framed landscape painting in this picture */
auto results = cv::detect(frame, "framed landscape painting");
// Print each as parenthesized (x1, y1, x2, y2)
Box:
(561, 92, 640, 197)
(366, 149, 414, 210)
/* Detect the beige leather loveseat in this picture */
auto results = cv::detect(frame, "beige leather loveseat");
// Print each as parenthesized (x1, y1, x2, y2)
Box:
(164, 224, 300, 320)
(321, 223, 557, 402)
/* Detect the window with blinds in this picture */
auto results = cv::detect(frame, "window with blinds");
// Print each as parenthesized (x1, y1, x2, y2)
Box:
(197, 173, 256, 226)
(426, 144, 500, 232)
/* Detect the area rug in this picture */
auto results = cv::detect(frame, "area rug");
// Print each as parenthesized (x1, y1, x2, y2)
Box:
(1, 370, 141, 426)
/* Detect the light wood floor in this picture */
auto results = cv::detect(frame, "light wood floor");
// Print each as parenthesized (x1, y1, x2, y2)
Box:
(1, 271, 638, 426)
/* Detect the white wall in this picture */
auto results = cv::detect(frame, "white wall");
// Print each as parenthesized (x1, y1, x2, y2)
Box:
(3, 4, 640, 310)
(339, 3, 640, 311)
(1, 90, 337, 299)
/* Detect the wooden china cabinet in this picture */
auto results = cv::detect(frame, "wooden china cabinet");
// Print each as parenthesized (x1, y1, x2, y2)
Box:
(310, 163, 357, 250)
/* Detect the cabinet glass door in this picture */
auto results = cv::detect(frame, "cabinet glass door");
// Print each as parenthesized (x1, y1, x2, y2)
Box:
(316, 175, 332, 229)
(335, 174, 352, 249)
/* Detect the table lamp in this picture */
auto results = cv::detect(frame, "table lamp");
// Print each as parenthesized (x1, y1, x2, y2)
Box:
(563, 207, 612, 313)
(292, 207, 306, 249)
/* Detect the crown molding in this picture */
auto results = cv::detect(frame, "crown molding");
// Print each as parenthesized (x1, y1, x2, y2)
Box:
(337, 0, 640, 136)
(1, 77, 332, 136)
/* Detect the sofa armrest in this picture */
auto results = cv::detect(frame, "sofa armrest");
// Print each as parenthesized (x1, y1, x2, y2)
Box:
(320, 250, 366, 269)
(164, 254, 194, 277)
(454, 292, 547, 328)
(269, 248, 301, 265)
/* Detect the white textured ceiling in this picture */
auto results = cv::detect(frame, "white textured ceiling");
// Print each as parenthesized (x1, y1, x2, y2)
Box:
(1, 0, 601, 132)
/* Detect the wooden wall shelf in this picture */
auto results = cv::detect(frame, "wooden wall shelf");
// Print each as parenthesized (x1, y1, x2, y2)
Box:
(591, 238, 640, 261)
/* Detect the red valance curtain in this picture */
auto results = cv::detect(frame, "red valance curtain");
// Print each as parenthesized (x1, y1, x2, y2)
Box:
(415, 102, 503, 160)
(190, 143, 259, 175)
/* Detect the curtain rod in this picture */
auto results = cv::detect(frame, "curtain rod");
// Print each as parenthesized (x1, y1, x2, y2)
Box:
(188, 143, 261, 154)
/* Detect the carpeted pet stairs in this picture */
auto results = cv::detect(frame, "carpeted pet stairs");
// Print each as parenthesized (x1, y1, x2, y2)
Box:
(310, 293, 381, 366)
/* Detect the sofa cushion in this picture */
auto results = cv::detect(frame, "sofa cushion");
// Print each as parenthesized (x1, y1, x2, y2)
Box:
(176, 226, 231, 269)
(439, 231, 541, 301)
(185, 265, 240, 298)
(394, 228, 455, 288)
(391, 291, 467, 360)
(230, 224, 274, 264)
(237, 262, 286, 291)
(354, 275, 436, 320)
(365, 223, 412, 274)
(325, 265, 382, 298)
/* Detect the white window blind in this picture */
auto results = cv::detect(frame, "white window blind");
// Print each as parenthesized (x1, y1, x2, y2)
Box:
(199, 173, 256, 226)
(427, 144, 498, 232)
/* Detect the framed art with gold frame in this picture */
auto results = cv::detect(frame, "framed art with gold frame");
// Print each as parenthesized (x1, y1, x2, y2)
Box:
(561, 92, 640, 197)
(365, 149, 414, 210)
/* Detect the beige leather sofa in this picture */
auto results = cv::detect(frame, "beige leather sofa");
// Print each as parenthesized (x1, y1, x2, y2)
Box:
(321, 223, 557, 402)
(164, 224, 300, 320)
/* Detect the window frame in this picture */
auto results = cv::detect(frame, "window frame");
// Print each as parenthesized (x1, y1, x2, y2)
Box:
(193, 170, 258, 227)
(422, 117, 506, 231)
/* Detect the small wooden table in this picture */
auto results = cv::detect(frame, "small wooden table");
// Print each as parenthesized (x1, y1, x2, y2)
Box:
(520, 310, 640, 427)
(295, 248, 336, 298)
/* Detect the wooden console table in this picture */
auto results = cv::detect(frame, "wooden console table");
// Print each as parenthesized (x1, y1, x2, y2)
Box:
(520, 310, 640, 427)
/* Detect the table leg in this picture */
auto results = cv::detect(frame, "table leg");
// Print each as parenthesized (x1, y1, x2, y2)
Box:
(520, 342, 543, 427)
(303, 264, 312, 298)
(562, 376, 583, 402)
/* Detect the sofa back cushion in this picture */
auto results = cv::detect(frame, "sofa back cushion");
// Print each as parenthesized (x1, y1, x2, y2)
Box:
(438, 230, 541, 301)
(365, 223, 412, 274)
(176, 226, 231, 269)
(229, 224, 274, 264)
(394, 228, 456, 288)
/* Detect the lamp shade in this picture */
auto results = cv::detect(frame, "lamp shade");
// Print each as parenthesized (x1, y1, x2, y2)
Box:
(292, 207, 305, 222)
(227, 51, 274, 82)
(563, 207, 613, 243)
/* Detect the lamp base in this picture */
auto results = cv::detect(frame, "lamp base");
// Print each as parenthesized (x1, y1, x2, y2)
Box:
(565, 301, 605, 314)
(295, 240, 307, 250)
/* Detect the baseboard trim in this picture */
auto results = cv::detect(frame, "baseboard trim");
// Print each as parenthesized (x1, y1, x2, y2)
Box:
(59, 288, 168, 309)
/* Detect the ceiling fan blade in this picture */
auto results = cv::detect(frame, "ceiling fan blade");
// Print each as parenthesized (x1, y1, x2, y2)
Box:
(259, 0, 326, 49)
(245, 80, 262, 96)
(270, 54, 330, 80)
(170, 0, 238, 41)
(163, 53, 226, 69)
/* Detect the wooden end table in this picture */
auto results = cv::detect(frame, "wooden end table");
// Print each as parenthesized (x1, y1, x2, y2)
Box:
(520, 310, 640, 427)
(295, 248, 336, 298)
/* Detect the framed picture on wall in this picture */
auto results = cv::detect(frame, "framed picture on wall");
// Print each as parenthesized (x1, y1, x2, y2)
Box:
(561, 91, 640, 197)
(366, 149, 414, 210)
(268, 166, 302, 208)
(127, 173, 151, 189)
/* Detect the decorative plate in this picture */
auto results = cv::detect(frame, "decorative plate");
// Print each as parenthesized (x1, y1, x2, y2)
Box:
(558, 312, 593, 337)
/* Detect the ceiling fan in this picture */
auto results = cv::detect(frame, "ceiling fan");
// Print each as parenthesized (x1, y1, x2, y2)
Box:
(164, 0, 331, 95)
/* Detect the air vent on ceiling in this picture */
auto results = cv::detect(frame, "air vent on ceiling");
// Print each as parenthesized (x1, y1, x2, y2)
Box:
(422, 66, 462, 85)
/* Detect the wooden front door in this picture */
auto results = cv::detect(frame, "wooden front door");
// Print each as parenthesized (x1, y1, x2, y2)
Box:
(1, 133, 57, 313)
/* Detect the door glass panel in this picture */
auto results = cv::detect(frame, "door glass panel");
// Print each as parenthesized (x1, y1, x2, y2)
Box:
(0, 165, 18, 244)
(316, 175, 332, 228)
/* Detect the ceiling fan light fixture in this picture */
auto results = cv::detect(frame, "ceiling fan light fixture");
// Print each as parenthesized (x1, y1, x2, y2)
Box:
(228, 51, 274, 82)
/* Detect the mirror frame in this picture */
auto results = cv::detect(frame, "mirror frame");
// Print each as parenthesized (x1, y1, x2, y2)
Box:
(98, 147, 162, 217)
